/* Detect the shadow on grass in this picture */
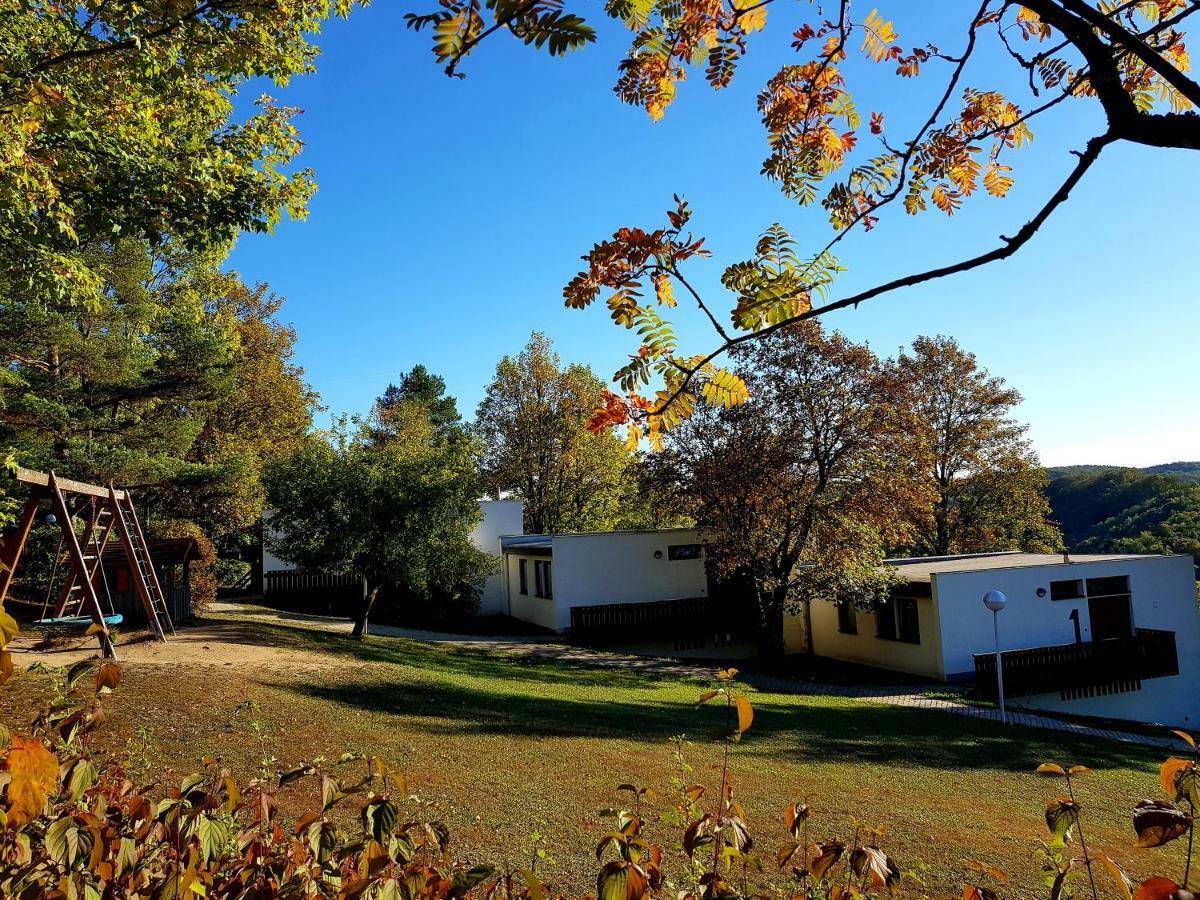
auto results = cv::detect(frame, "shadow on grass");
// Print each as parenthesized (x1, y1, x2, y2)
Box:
(189, 617, 688, 691)
(278, 671, 1160, 775)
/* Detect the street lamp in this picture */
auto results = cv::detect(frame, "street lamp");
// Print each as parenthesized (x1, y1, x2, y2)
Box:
(982, 589, 1008, 724)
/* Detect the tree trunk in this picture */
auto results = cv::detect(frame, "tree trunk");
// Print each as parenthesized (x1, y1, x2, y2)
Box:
(352, 582, 379, 639)
(756, 589, 787, 660)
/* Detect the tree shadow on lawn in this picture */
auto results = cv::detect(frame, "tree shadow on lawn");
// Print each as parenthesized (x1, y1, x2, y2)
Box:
(280, 674, 1159, 775)
(193, 617, 686, 691)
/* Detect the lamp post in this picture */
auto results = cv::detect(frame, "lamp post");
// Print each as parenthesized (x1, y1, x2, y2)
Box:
(982, 589, 1008, 724)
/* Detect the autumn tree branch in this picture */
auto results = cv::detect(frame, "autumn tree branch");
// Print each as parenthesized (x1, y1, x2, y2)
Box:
(650, 130, 1116, 417)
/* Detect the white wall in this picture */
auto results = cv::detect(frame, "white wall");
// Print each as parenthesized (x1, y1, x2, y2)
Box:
(471, 500, 524, 614)
(805, 595, 945, 679)
(550, 529, 707, 632)
(504, 529, 708, 633)
(935, 555, 1200, 727)
(261, 512, 294, 574)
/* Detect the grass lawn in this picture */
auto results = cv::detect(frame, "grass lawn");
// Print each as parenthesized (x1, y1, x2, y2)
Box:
(0, 610, 1183, 897)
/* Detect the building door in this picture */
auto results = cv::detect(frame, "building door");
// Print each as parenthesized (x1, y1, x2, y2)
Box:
(1088, 594, 1132, 641)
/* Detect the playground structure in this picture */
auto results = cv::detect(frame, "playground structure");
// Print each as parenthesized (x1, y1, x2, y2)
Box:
(0, 468, 176, 659)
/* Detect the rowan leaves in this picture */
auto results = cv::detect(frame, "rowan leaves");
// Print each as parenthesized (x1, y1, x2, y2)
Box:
(405, 0, 595, 73)
(553, 0, 1197, 440)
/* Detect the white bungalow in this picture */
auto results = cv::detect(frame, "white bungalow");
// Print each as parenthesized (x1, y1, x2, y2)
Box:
(499, 529, 711, 635)
(792, 552, 1200, 728)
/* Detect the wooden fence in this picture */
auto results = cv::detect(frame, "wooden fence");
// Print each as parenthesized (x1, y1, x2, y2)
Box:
(570, 596, 754, 642)
(263, 570, 365, 615)
(974, 627, 1179, 699)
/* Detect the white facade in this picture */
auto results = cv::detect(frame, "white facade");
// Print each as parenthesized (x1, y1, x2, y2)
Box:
(470, 500, 524, 614)
(795, 552, 1200, 728)
(501, 529, 709, 633)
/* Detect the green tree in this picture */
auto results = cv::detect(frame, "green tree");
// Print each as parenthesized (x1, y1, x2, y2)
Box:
(893, 335, 1062, 557)
(474, 332, 634, 534)
(1048, 469, 1200, 573)
(661, 323, 932, 656)
(0, 0, 361, 308)
(264, 415, 492, 637)
(369, 365, 464, 447)
(0, 240, 314, 600)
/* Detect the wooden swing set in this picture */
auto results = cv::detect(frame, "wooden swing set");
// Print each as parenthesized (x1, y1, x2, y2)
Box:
(0, 468, 176, 659)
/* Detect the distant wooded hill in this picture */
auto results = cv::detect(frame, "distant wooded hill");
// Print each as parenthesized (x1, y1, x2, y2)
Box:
(1044, 463, 1200, 570)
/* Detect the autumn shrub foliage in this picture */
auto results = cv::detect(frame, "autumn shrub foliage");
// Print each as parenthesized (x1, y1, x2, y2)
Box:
(2, 661, 1200, 899)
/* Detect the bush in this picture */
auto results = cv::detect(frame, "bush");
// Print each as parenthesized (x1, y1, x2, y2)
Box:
(0, 657, 1197, 899)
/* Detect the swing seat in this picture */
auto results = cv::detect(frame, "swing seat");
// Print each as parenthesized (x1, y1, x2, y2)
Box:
(31, 614, 123, 630)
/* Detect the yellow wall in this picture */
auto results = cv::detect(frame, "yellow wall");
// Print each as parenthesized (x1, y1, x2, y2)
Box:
(789, 597, 944, 680)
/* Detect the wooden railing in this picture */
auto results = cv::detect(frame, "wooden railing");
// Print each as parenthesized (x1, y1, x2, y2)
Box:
(570, 596, 753, 641)
(263, 570, 365, 614)
(974, 628, 1179, 699)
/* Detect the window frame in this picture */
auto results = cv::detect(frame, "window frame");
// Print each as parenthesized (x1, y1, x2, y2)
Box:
(518, 559, 528, 595)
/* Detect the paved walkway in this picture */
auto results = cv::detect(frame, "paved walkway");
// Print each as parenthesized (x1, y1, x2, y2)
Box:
(217, 601, 1185, 751)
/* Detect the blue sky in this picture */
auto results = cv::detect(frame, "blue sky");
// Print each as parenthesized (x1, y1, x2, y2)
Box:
(228, 1, 1199, 467)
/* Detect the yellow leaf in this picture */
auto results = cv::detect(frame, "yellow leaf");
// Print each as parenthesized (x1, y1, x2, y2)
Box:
(652, 272, 676, 308)
(5, 736, 59, 828)
(1036, 763, 1067, 776)
(735, 695, 754, 734)
(736, 5, 766, 33)
(0, 609, 19, 647)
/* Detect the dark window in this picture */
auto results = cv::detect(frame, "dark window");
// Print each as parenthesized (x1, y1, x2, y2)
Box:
(836, 600, 858, 635)
(875, 597, 897, 640)
(876, 596, 920, 644)
(518, 559, 528, 595)
(1050, 579, 1084, 601)
(667, 543, 703, 561)
(534, 560, 553, 599)
(1086, 575, 1130, 597)
(1086, 575, 1132, 640)
(896, 598, 920, 644)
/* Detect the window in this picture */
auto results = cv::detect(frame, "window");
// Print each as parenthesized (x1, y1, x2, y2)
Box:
(875, 597, 897, 640)
(896, 597, 920, 643)
(836, 600, 858, 635)
(1050, 579, 1084, 601)
(668, 543, 703, 561)
(534, 560, 553, 599)
(518, 559, 528, 595)
(1085, 575, 1130, 597)
(1086, 575, 1132, 641)
(876, 596, 920, 644)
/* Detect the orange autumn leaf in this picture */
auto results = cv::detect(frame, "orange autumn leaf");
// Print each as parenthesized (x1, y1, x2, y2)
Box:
(5, 736, 59, 828)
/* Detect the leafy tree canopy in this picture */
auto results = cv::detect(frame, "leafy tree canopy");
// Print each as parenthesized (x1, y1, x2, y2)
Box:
(474, 332, 639, 535)
(370, 365, 465, 447)
(892, 335, 1062, 557)
(265, 404, 493, 636)
(0, 0, 362, 307)
(0, 239, 315, 549)
(658, 322, 934, 655)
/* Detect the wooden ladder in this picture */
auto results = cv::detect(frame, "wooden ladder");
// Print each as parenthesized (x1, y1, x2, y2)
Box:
(53, 496, 116, 619)
(47, 475, 117, 659)
(108, 486, 175, 641)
